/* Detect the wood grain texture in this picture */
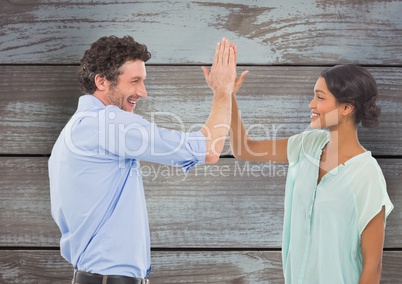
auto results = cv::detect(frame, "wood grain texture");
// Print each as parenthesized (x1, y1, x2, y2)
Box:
(1, 1, 401, 282)
(1, 157, 401, 248)
(1, 0, 401, 64)
(1, 65, 401, 155)
(1, 250, 401, 284)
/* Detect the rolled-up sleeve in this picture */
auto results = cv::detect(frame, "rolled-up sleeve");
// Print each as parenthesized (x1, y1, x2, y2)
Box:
(99, 106, 206, 172)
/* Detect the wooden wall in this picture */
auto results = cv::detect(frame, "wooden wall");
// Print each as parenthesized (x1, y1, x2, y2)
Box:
(1, 1, 401, 283)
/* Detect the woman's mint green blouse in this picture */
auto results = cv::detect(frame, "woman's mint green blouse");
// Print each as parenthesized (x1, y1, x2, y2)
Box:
(283, 130, 393, 284)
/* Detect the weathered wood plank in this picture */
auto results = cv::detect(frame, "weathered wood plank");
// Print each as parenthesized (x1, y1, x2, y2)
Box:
(0, 66, 401, 155)
(1, 0, 401, 64)
(381, 251, 402, 284)
(1, 250, 401, 284)
(1, 157, 401, 248)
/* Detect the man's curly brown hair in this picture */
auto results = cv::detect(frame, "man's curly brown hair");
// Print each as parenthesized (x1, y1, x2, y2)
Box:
(77, 35, 151, 94)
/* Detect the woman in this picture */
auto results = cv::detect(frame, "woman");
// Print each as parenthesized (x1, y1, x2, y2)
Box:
(230, 63, 394, 283)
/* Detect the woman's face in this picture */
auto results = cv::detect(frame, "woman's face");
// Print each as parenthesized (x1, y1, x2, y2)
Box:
(309, 77, 344, 129)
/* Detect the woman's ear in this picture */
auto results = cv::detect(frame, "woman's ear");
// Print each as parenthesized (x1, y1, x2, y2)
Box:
(94, 74, 107, 91)
(342, 103, 355, 117)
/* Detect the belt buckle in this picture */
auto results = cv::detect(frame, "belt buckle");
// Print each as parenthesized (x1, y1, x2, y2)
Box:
(141, 279, 149, 284)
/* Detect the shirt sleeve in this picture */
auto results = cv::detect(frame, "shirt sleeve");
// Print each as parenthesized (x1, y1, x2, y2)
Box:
(352, 159, 394, 235)
(100, 106, 206, 173)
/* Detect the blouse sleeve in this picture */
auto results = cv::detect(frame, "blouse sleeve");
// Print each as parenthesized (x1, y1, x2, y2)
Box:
(352, 159, 394, 235)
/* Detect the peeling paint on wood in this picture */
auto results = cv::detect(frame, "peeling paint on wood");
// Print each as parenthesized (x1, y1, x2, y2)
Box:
(1, 1, 401, 282)
(0, 0, 401, 64)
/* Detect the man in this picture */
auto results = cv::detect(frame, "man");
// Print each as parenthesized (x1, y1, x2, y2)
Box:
(48, 35, 237, 284)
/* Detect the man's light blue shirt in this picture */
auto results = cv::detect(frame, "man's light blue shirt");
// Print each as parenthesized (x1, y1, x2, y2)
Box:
(283, 130, 393, 283)
(48, 95, 206, 277)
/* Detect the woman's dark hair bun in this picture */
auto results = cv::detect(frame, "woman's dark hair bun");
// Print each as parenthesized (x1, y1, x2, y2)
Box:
(362, 98, 381, 128)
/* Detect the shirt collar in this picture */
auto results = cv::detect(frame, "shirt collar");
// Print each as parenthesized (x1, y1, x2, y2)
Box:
(77, 94, 106, 111)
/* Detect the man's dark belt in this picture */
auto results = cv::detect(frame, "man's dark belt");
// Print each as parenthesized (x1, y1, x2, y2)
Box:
(73, 270, 150, 284)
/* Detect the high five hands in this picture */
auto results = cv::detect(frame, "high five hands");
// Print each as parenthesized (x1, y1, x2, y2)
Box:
(202, 38, 248, 97)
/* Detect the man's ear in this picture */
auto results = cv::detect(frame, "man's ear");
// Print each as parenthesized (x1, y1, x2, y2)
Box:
(94, 74, 107, 91)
